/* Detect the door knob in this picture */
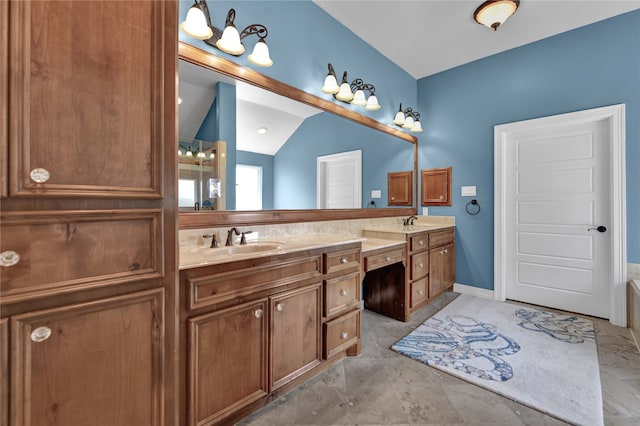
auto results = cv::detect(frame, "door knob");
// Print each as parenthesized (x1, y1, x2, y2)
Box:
(587, 226, 607, 233)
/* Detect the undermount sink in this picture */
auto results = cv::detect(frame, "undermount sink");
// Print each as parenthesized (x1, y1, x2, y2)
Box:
(189, 241, 284, 257)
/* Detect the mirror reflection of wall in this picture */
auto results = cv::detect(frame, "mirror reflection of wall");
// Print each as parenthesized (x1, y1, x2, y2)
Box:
(178, 59, 415, 211)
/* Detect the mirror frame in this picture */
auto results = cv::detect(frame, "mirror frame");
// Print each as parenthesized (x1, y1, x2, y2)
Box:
(178, 42, 418, 229)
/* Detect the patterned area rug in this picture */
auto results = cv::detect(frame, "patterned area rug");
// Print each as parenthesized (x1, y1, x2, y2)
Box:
(392, 294, 603, 426)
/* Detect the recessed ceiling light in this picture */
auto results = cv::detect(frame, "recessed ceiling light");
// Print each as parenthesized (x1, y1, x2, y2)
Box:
(257, 127, 268, 135)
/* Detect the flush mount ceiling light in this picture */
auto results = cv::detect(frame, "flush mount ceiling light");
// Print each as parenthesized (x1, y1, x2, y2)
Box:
(474, 0, 520, 31)
(257, 127, 268, 135)
(321, 63, 381, 111)
(180, 0, 273, 67)
(392, 104, 423, 133)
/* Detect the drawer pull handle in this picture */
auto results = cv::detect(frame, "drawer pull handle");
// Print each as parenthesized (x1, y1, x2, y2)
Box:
(29, 168, 50, 183)
(0, 251, 20, 267)
(418, 290, 424, 296)
(275, 303, 284, 312)
(340, 332, 348, 340)
(254, 309, 263, 318)
(340, 257, 348, 264)
(340, 289, 348, 296)
(31, 326, 52, 343)
(385, 256, 391, 262)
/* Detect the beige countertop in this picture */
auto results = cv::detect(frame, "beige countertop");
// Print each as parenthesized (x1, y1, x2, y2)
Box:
(363, 223, 455, 236)
(361, 238, 406, 253)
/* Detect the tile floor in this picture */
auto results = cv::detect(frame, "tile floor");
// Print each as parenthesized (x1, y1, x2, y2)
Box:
(238, 291, 640, 425)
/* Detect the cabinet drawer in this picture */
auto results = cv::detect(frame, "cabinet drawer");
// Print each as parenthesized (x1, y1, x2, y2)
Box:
(324, 272, 361, 318)
(0, 210, 163, 303)
(323, 247, 360, 275)
(409, 233, 428, 252)
(410, 277, 428, 309)
(323, 309, 360, 359)
(188, 255, 322, 310)
(410, 251, 428, 280)
(364, 248, 405, 272)
(429, 229, 454, 247)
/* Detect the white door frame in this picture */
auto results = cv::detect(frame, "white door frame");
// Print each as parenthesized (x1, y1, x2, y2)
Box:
(494, 104, 626, 326)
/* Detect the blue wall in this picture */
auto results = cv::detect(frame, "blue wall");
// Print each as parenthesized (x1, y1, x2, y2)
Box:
(178, 1, 417, 127)
(418, 10, 640, 290)
(236, 150, 275, 210)
(274, 112, 414, 209)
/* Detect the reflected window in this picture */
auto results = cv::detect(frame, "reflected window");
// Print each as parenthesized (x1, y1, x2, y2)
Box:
(236, 165, 262, 210)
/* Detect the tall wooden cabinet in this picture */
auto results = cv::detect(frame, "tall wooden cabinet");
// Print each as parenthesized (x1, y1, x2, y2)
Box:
(1, 1, 178, 425)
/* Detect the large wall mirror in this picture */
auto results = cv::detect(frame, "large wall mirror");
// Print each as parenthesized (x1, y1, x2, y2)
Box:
(178, 42, 418, 229)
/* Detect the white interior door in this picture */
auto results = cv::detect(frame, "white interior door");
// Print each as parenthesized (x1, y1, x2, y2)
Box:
(317, 150, 362, 209)
(501, 112, 616, 318)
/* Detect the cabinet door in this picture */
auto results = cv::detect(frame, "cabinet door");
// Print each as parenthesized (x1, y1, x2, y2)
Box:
(0, 0, 7, 198)
(270, 284, 322, 390)
(188, 299, 268, 426)
(421, 167, 452, 206)
(11, 289, 164, 426)
(429, 244, 455, 298)
(387, 171, 413, 206)
(8, 0, 166, 198)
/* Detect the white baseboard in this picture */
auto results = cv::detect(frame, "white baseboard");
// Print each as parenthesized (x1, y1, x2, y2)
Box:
(453, 283, 495, 300)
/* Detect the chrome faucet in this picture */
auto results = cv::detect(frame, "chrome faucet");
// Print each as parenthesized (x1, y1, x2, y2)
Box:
(225, 227, 240, 246)
(403, 215, 418, 226)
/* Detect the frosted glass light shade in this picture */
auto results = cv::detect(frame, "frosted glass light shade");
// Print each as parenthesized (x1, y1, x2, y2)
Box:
(322, 74, 340, 94)
(248, 40, 273, 67)
(402, 115, 414, 129)
(335, 83, 354, 102)
(365, 95, 381, 111)
(185, 150, 193, 157)
(180, 6, 213, 40)
(351, 90, 367, 106)
(393, 111, 406, 126)
(410, 120, 423, 132)
(216, 25, 245, 55)
(197, 151, 206, 159)
(474, 0, 519, 30)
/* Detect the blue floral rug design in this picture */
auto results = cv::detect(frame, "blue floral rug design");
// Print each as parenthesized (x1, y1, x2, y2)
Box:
(392, 315, 520, 381)
(391, 294, 603, 426)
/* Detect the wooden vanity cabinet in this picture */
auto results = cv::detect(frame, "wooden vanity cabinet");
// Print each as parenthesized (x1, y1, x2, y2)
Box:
(0, 318, 7, 426)
(181, 242, 361, 425)
(421, 167, 452, 206)
(428, 230, 456, 299)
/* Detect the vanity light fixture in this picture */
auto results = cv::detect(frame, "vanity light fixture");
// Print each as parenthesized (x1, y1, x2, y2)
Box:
(321, 63, 381, 111)
(473, 0, 520, 31)
(392, 104, 423, 133)
(180, 0, 273, 67)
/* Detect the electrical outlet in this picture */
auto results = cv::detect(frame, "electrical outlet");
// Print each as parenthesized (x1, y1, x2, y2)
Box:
(461, 186, 476, 196)
(422, 207, 429, 216)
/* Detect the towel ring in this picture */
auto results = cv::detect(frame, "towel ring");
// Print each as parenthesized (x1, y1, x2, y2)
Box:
(466, 199, 480, 215)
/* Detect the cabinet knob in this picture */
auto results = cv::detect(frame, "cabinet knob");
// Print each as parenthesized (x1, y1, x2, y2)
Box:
(340, 332, 348, 340)
(444, 248, 448, 254)
(418, 290, 424, 296)
(340, 257, 348, 264)
(439, 250, 444, 255)
(385, 256, 391, 262)
(275, 303, 284, 312)
(254, 309, 263, 318)
(419, 240, 424, 245)
(340, 289, 348, 296)
(419, 262, 424, 268)
(391, 196, 395, 201)
(29, 168, 50, 183)
(0, 250, 20, 267)
(30, 326, 52, 343)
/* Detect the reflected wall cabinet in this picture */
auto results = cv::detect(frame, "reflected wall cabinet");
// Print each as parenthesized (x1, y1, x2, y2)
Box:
(387, 171, 413, 206)
(421, 167, 452, 206)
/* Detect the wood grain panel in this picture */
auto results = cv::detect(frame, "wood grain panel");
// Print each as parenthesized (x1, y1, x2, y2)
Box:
(364, 247, 405, 272)
(9, 0, 164, 198)
(428, 229, 454, 247)
(188, 299, 268, 426)
(388, 171, 413, 206)
(421, 167, 452, 206)
(323, 247, 361, 275)
(0, 318, 7, 426)
(323, 309, 360, 359)
(0, 0, 7, 198)
(410, 251, 428, 280)
(410, 277, 428, 309)
(270, 284, 322, 390)
(188, 255, 322, 310)
(324, 272, 361, 318)
(409, 233, 428, 252)
(0, 209, 163, 303)
(11, 288, 164, 426)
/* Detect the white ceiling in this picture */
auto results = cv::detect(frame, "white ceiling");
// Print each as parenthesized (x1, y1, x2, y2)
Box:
(314, 0, 640, 79)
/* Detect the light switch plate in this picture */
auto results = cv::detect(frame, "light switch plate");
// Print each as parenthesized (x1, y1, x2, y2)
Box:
(371, 189, 382, 199)
(422, 207, 429, 216)
(461, 186, 476, 197)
